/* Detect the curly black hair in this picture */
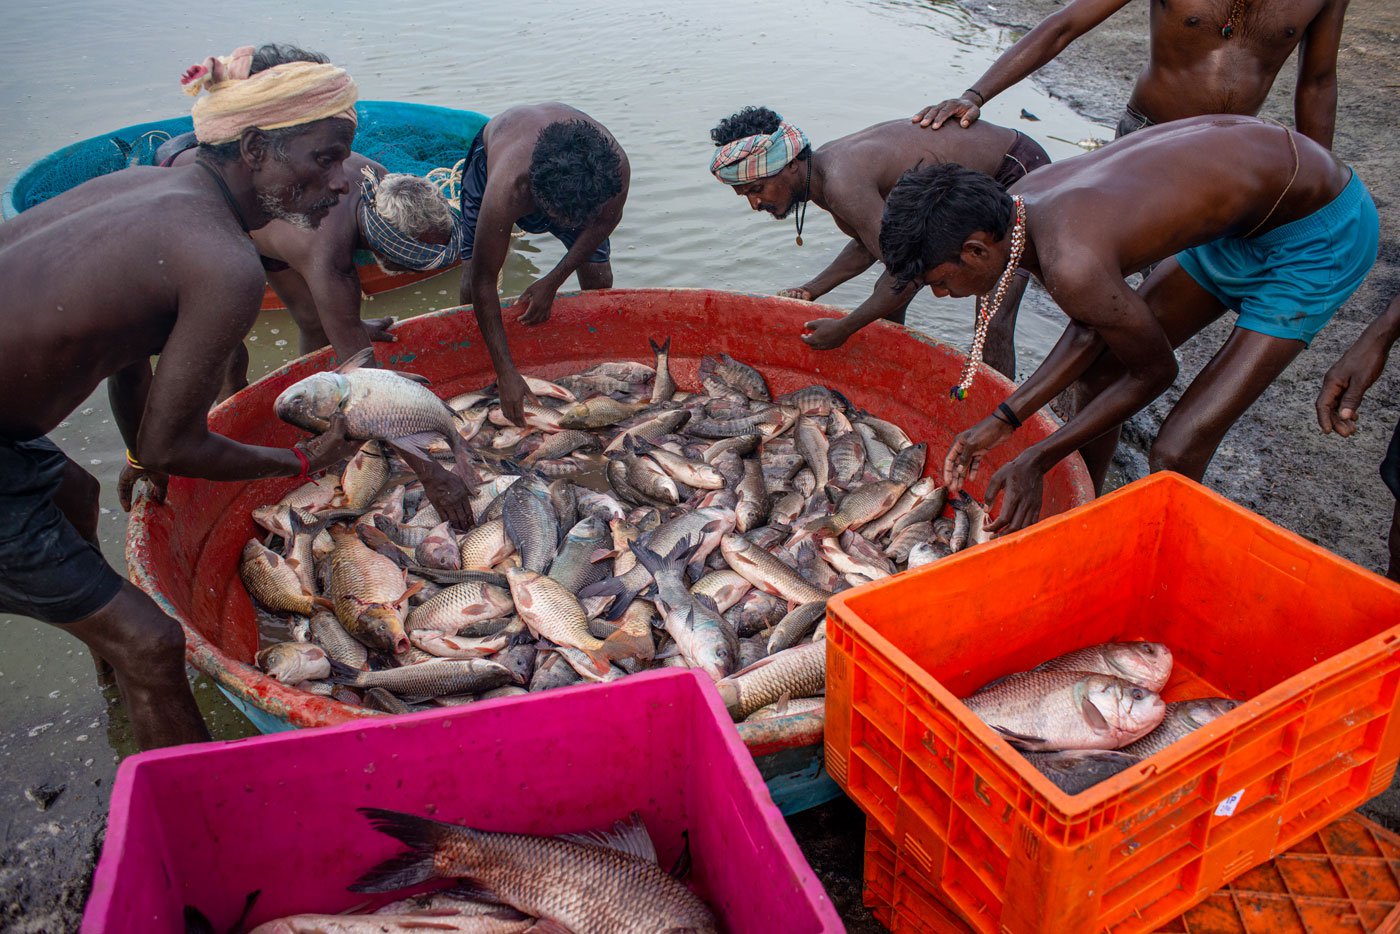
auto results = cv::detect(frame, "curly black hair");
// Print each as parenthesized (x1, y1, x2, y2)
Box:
(199, 43, 334, 162)
(529, 120, 625, 230)
(880, 164, 1013, 287)
(710, 106, 810, 161)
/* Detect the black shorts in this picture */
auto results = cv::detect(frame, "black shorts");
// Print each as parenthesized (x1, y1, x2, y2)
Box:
(992, 131, 1052, 189)
(1114, 103, 1155, 140)
(0, 437, 123, 623)
(1383, 417, 1400, 501)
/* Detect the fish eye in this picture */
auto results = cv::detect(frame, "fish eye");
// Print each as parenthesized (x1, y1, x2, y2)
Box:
(1131, 688, 1146, 701)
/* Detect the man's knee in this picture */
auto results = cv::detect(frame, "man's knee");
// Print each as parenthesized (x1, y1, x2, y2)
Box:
(104, 602, 187, 675)
(1147, 431, 1197, 476)
(579, 262, 613, 290)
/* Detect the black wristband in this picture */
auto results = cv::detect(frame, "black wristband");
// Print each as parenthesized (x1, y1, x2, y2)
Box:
(997, 402, 1022, 430)
(965, 88, 987, 106)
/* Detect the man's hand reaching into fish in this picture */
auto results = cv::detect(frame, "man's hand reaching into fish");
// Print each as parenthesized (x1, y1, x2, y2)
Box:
(985, 452, 1045, 535)
(497, 368, 542, 427)
(942, 414, 1013, 494)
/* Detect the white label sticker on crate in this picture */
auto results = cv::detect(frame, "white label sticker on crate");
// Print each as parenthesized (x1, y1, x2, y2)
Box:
(1215, 789, 1245, 817)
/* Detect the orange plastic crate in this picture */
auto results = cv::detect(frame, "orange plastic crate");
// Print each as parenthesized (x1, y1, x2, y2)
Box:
(864, 812, 1400, 933)
(827, 473, 1400, 933)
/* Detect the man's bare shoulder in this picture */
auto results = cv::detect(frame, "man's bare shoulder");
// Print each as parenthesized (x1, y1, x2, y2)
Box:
(486, 103, 619, 150)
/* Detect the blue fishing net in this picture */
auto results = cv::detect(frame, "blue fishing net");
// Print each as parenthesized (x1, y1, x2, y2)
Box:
(13, 122, 185, 212)
(9, 103, 486, 215)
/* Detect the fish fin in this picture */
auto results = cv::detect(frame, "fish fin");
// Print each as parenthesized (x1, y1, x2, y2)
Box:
(349, 808, 464, 893)
(650, 336, 671, 356)
(335, 347, 376, 373)
(771, 692, 793, 717)
(694, 593, 721, 615)
(992, 726, 1055, 752)
(524, 920, 572, 934)
(974, 673, 1016, 693)
(313, 596, 335, 611)
(668, 829, 692, 881)
(559, 810, 659, 864)
(1081, 696, 1111, 734)
(399, 580, 425, 606)
(577, 573, 647, 622)
(589, 547, 618, 563)
(358, 524, 409, 564)
(601, 626, 652, 663)
(394, 370, 432, 386)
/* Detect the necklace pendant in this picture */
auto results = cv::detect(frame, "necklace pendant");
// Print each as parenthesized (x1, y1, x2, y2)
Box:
(1221, 22, 1233, 38)
(795, 235, 803, 247)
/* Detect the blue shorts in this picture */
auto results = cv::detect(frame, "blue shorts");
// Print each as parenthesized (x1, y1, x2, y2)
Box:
(1176, 170, 1379, 345)
(0, 437, 122, 623)
(458, 132, 611, 265)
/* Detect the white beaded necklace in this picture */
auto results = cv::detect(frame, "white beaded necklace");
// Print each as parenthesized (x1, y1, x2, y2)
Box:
(951, 196, 1027, 400)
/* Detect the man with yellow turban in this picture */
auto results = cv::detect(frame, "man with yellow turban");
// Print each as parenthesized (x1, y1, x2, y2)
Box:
(0, 46, 375, 751)
(160, 44, 455, 400)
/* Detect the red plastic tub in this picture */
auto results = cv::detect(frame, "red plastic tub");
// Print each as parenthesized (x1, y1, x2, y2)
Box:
(83, 668, 841, 932)
(826, 473, 1400, 933)
(122, 288, 1093, 808)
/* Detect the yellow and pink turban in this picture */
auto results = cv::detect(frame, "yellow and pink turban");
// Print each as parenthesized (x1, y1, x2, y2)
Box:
(710, 122, 809, 185)
(181, 46, 359, 145)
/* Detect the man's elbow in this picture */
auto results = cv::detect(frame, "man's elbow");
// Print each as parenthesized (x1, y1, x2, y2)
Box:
(137, 444, 186, 476)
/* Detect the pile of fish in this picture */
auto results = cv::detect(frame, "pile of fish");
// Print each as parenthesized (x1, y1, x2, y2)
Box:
(961, 641, 1240, 794)
(241, 341, 987, 721)
(249, 808, 717, 933)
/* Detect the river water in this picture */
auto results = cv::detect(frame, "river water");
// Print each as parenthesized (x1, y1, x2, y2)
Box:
(0, 0, 1105, 922)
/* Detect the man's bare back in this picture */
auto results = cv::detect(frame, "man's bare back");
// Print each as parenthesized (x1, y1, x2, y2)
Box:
(817, 119, 1016, 218)
(0, 166, 261, 439)
(1012, 116, 1349, 282)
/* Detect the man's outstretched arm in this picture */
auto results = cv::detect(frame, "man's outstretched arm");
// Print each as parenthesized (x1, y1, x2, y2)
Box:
(947, 258, 1176, 531)
(135, 261, 357, 479)
(913, 0, 1133, 129)
(468, 186, 537, 426)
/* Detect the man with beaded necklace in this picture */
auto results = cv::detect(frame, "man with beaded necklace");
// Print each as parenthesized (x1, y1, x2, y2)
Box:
(877, 115, 1377, 533)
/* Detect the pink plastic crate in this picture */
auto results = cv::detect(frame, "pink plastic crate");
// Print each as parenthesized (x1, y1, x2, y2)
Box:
(84, 669, 839, 932)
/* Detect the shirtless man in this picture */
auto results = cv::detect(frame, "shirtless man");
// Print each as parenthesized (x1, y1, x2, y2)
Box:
(709, 106, 1051, 377)
(163, 44, 456, 395)
(877, 116, 1377, 532)
(914, 0, 1349, 148)
(0, 50, 369, 750)
(455, 104, 629, 425)
(1316, 293, 1400, 581)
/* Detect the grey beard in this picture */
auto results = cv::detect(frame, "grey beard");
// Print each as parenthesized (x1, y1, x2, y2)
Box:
(259, 191, 314, 229)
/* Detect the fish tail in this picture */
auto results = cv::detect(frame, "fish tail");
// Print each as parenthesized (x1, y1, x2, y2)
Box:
(349, 808, 461, 892)
(628, 536, 695, 576)
(650, 336, 671, 356)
